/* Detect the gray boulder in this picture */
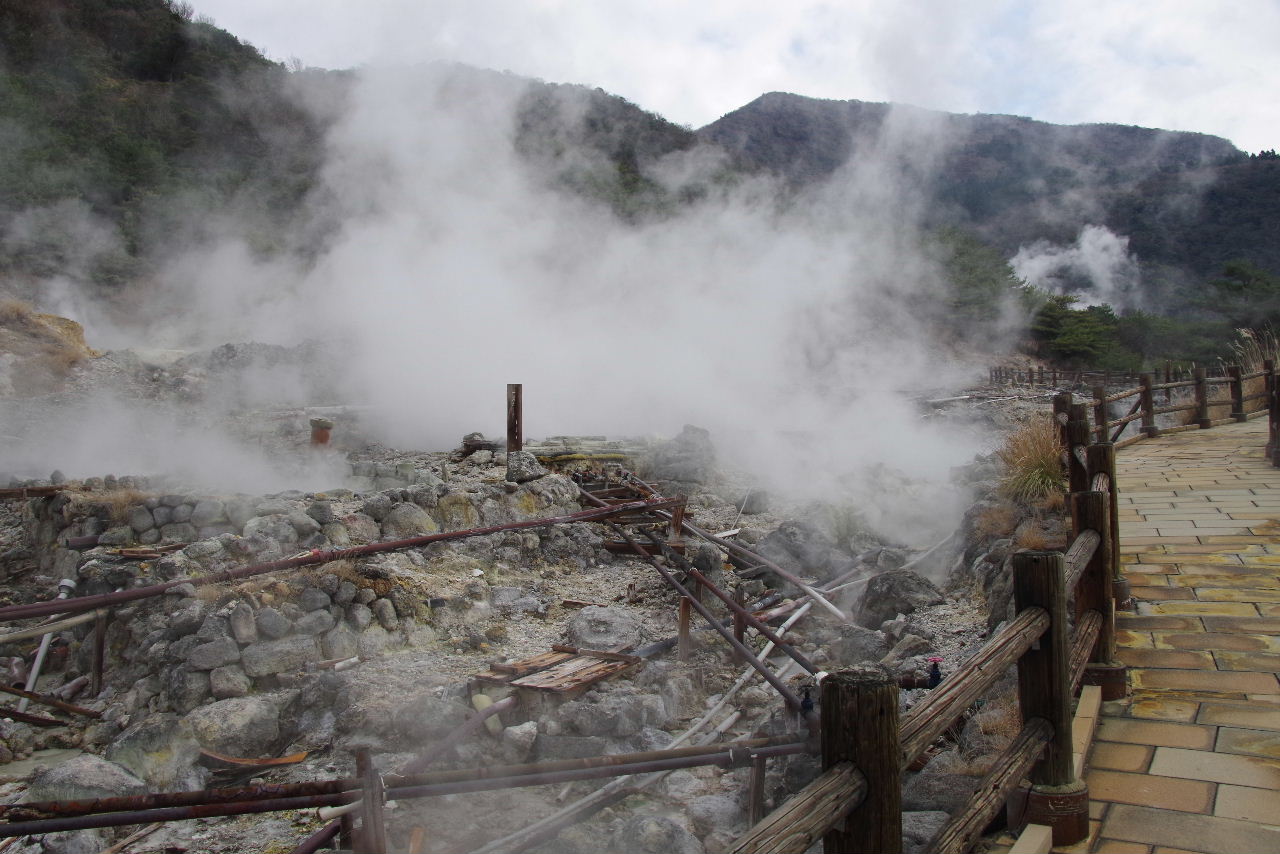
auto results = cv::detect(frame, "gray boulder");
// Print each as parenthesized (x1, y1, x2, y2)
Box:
(242, 514, 298, 546)
(171, 504, 193, 523)
(360, 493, 393, 522)
(106, 714, 207, 791)
(380, 503, 438, 539)
(163, 666, 210, 714)
(750, 520, 857, 586)
(229, 602, 258, 644)
(856, 570, 945, 628)
(506, 451, 548, 483)
(241, 636, 320, 677)
(321, 624, 360, 660)
(371, 598, 399, 630)
(830, 624, 891, 664)
(187, 637, 241, 671)
(295, 609, 336, 636)
(186, 697, 280, 757)
(647, 424, 716, 484)
(256, 607, 292, 639)
(25, 754, 146, 802)
(289, 511, 322, 537)
(159, 522, 198, 544)
(299, 587, 332, 612)
(210, 665, 252, 699)
(189, 499, 226, 528)
(565, 606, 642, 651)
(128, 506, 155, 533)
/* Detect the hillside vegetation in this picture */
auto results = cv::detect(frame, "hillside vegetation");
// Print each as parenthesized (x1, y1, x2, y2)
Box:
(0, 0, 1276, 369)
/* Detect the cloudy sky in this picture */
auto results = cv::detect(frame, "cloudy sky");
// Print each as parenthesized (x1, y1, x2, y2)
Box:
(197, 1, 1279, 152)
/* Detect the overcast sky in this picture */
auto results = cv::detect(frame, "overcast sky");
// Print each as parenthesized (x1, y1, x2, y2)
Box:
(192, 0, 1279, 153)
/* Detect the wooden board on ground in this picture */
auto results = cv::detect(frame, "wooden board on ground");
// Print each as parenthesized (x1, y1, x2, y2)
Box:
(473, 646, 641, 696)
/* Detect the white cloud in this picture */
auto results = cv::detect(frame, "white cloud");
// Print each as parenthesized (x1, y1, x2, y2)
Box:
(192, 0, 1278, 150)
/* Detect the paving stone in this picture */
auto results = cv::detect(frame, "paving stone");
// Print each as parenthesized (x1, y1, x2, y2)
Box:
(1144, 602, 1259, 617)
(1152, 632, 1277, 652)
(1196, 703, 1280, 731)
(1097, 719, 1215, 750)
(1130, 585, 1195, 600)
(1117, 630, 1155, 648)
(1130, 667, 1278, 694)
(1117, 648, 1216, 670)
(1213, 783, 1280, 823)
(1148, 746, 1280, 789)
(1116, 616, 1203, 631)
(1202, 616, 1280, 633)
(1085, 769, 1214, 813)
(1127, 696, 1201, 723)
(1215, 727, 1280, 760)
(1090, 742, 1154, 772)
(1196, 587, 1280, 602)
(1102, 803, 1280, 853)
(1214, 650, 1280, 672)
(1094, 840, 1151, 853)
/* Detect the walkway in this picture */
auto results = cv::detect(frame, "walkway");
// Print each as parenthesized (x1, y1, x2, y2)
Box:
(1078, 418, 1280, 853)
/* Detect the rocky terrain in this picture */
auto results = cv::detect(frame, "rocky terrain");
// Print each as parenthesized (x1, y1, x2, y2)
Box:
(0, 339, 1078, 854)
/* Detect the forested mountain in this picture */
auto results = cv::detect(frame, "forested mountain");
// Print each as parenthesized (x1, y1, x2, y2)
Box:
(1, 0, 1277, 369)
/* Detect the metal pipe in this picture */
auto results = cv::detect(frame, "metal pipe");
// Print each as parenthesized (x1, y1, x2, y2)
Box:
(0, 497, 683, 623)
(606, 521, 806, 715)
(385, 742, 807, 801)
(18, 579, 74, 712)
(0, 683, 101, 718)
(0, 609, 104, 645)
(606, 477, 848, 623)
(639, 528, 816, 674)
(289, 819, 341, 854)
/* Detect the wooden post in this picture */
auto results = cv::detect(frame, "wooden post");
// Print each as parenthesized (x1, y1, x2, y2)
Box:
(506, 383, 523, 453)
(91, 611, 107, 697)
(1067, 404, 1090, 494)
(1038, 366, 1044, 385)
(1012, 552, 1088, 845)
(1139, 373, 1158, 438)
(748, 755, 767, 825)
(732, 587, 748, 664)
(1164, 359, 1172, 403)
(1267, 360, 1279, 465)
(1228, 365, 1246, 422)
(1088, 443, 1128, 612)
(1091, 386, 1108, 444)
(355, 748, 387, 854)
(1194, 366, 1211, 429)
(669, 499, 686, 547)
(1052, 392, 1072, 459)
(821, 666, 901, 854)
(1072, 491, 1122, 696)
(678, 597, 693, 662)
(340, 813, 355, 850)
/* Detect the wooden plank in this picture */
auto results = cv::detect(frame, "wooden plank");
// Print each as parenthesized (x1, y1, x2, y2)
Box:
(729, 762, 865, 854)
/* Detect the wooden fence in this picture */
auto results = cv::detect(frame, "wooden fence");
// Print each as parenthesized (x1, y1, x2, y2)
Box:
(1088, 360, 1274, 449)
(730, 400, 1127, 854)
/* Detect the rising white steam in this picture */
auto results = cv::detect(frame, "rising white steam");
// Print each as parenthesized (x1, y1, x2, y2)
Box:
(7, 64, 987, 544)
(1010, 224, 1141, 311)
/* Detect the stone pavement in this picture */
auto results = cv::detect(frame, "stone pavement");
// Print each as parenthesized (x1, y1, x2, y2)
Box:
(1074, 418, 1280, 853)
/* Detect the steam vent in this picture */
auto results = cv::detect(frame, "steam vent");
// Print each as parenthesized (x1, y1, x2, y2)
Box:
(2, 2, 1278, 852)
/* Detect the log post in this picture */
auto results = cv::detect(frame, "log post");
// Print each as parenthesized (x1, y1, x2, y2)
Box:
(732, 587, 748, 664)
(1164, 359, 1172, 403)
(506, 383, 523, 453)
(1052, 392, 1072, 467)
(1011, 552, 1088, 846)
(1267, 360, 1280, 466)
(1194, 366, 1211, 429)
(1091, 386, 1108, 445)
(1228, 365, 1246, 422)
(748, 755, 767, 826)
(340, 813, 355, 850)
(355, 748, 387, 854)
(1067, 403, 1090, 494)
(822, 666, 901, 854)
(1072, 490, 1125, 699)
(1088, 443, 1129, 612)
(677, 597, 692, 662)
(91, 611, 107, 697)
(1139, 374, 1158, 438)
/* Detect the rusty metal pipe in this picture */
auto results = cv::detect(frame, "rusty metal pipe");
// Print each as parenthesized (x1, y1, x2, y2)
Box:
(385, 742, 807, 801)
(0, 792, 359, 837)
(7, 737, 803, 821)
(0, 497, 682, 623)
(606, 521, 806, 715)
(0, 683, 101, 718)
(289, 819, 341, 854)
(638, 528, 816, 674)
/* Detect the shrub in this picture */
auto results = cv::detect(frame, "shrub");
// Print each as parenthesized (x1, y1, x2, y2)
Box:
(997, 415, 1064, 504)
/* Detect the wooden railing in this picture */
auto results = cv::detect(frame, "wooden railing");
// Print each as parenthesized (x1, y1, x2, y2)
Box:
(990, 365, 1141, 387)
(1085, 360, 1275, 449)
(730, 411, 1125, 854)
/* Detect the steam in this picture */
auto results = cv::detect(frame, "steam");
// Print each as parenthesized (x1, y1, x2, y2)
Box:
(4, 64, 987, 544)
(1010, 224, 1141, 311)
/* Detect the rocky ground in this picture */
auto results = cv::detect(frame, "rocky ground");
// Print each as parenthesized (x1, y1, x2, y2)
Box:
(0, 339, 1082, 854)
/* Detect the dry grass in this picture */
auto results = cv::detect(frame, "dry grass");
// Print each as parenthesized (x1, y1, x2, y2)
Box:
(997, 415, 1065, 504)
(974, 503, 1018, 539)
(0, 298, 35, 325)
(1013, 525, 1051, 551)
(89, 489, 149, 525)
(1230, 327, 1278, 372)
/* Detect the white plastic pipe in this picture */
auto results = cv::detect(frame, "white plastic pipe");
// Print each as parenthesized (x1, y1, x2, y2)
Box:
(17, 579, 75, 712)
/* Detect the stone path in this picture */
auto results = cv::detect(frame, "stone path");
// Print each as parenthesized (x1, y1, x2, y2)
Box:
(1074, 418, 1280, 853)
